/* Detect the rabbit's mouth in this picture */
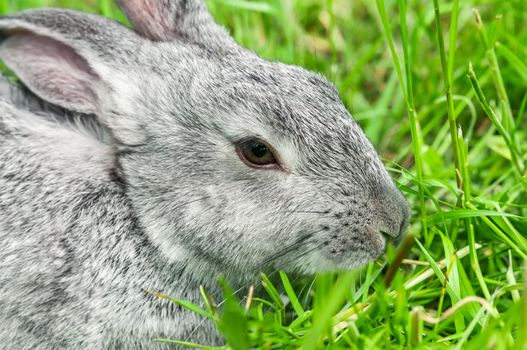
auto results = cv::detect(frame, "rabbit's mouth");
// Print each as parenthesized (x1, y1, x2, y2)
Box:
(294, 245, 381, 274)
(285, 227, 387, 274)
(380, 230, 402, 246)
(367, 226, 387, 249)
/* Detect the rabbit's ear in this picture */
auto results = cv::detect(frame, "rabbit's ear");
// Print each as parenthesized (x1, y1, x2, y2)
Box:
(0, 10, 135, 114)
(0, 30, 100, 114)
(117, 0, 233, 45)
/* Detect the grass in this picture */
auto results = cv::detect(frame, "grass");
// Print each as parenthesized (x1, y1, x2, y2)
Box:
(3, 0, 527, 348)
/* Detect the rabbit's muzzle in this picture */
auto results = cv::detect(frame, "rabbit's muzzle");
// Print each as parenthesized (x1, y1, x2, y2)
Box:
(318, 184, 410, 264)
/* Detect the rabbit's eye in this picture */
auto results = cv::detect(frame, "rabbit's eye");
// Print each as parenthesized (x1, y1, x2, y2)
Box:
(236, 139, 279, 169)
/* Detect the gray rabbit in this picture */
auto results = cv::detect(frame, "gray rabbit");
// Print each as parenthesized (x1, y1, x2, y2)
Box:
(0, 0, 410, 348)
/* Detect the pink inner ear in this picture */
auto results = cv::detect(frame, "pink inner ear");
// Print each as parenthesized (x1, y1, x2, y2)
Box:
(118, 0, 175, 41)
(0, 30, 100, 113)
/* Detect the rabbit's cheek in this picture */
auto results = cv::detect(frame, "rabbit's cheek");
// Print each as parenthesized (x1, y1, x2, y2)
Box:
(325, 236, 350, 257)
(325, 230, 385, 260)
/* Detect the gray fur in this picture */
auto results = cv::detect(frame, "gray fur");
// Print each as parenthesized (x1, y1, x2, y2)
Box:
(0, 1, 409, 348)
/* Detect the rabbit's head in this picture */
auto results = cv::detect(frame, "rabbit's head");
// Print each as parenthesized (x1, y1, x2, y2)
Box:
(0, 0, 409, 280)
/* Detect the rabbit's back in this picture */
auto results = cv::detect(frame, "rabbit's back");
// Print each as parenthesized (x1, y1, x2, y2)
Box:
(0, 100, 219, 348)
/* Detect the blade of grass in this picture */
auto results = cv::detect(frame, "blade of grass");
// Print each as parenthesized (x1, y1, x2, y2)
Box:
(467, 63, 525, 178)
(377, 0, 428, 240)
(433, 0, 462, 182)
(518, 262, 527, 349)
(300, 272, 356, 350)
(495, 42, 527, 84)
(279, 271, 305, 317)
(473, 9, 514, 135)
(153, 338, 220, 349)
(144, 290, 211, 319)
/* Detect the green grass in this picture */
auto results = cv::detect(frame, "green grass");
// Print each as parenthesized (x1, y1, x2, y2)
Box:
(3, 0, 527, 348)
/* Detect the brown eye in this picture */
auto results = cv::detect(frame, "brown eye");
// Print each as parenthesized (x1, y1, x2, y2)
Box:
(236, 138, 279, 169)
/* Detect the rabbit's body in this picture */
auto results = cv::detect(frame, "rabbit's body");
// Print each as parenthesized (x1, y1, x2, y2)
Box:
(0, 93, 221, 348)
(0, 0, 410, 348)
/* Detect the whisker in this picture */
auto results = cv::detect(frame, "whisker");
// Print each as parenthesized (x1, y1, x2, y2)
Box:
(278, 245, 321, 269)
(258, 241, 311, 268)
(257, 225, 328, 270)
(282, 210, 331, 215)
(257, 231, 318, 268)
(300, 276, 317, 306)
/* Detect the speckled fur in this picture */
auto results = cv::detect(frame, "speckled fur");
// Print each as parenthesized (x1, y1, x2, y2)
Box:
(0, 1, 409, 348)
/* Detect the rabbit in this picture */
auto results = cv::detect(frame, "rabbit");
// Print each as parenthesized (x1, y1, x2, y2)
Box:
(0, 0, 410, 348)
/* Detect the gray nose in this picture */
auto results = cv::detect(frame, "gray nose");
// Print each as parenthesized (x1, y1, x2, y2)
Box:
(377, 186, 410, 239)
(396, 199, 410, 237)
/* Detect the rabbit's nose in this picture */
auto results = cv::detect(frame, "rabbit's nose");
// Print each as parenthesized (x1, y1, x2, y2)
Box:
(376, 186, 410, 240)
